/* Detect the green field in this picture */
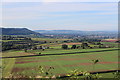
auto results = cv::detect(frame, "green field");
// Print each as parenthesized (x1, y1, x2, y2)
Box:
(31, 38, 72, 42)
(27, 48, 117, 55)
(101, 42, 118, 47)
(1, 38, 119, 78)
(2, 40, 22, 42)
(2, 48, 119, 78)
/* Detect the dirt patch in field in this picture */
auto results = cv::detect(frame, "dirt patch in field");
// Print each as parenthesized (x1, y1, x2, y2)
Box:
(15, 57, 93, 64)
(98, 62, 120, 64)
(58, 57, 84, 61)
(16, 57, 46, 61)
(18, 52, 35, 55)
(16, 54, 88, 62)
(57, 52, 104, 59)
(15, 55, 104, 64)
(15, 59, 53, 64)
(61, 43, 81, 45)
(101, 39, 118, 42)
(11, 67, 38, 73)
(56, 73, 67, 76)
(15, 61, 39, 64)
(63, 61, 119, 67)
(12, 66, 56, 73)
(63, 63, 92, 67)
(57, 57, 99, 61)
(15, 52, 112, 65)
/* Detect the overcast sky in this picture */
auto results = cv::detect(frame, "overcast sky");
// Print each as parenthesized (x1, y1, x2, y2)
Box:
(2, 1, 118, 31)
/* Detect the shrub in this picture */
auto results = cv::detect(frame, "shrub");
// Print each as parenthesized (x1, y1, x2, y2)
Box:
(62, 44, 68, 49)
(71, 45, 76, 49)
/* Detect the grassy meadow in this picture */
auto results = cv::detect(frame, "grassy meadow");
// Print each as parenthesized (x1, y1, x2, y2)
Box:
(1, 38, 119, 78)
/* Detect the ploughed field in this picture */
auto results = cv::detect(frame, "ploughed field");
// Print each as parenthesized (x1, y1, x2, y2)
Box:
(2, 48, 119, 78)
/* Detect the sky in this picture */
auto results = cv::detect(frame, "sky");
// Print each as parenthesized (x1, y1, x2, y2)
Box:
(1, 1, 118, 31)
(1, 0, 119, 2)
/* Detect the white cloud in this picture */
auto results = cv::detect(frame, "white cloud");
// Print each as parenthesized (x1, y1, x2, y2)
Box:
(2, 2, 117, 31)
(2, 2, 117, 21)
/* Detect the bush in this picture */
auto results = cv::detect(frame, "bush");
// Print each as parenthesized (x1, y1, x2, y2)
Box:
(62, 44, 68, 49)
(81, 43, 89, 47)
(71, 45, 76, 49)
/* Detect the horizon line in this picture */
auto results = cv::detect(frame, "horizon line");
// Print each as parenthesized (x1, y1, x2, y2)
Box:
(1, 27, 117, 31)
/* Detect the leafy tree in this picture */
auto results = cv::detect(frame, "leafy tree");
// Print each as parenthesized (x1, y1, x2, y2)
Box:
(92, 59, 99, 70)
(81, 43, 89, 47)
(62, 44, 68, 49)
(81, 43, 89, 49)
(71, 45, 76, 49)
(96, 42, 102, 45)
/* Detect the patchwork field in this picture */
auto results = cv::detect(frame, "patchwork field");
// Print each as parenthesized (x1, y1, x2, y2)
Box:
(1, 48, 119, 78)
(31, 38, 72, 42)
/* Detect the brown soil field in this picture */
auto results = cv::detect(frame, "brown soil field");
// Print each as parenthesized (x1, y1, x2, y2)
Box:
(101, 39, 118, 42)
(61, 43, 81, 45)
(63, 61, 119, 67)
(15, 57, 89, 64)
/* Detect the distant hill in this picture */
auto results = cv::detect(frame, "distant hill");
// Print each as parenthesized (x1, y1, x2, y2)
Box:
(1, 28, 43, 36)
(35, 30, 84, 35)
(34, 30, 117, 35)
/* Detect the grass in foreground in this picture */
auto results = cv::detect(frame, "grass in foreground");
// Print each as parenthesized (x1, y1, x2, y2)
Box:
(2, 49, 118, 78)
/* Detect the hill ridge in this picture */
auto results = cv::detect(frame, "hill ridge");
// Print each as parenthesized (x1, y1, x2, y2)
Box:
(1, 28, 42, 36)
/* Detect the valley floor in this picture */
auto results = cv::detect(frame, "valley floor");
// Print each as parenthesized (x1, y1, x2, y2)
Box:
(1, 48, 119, 78)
